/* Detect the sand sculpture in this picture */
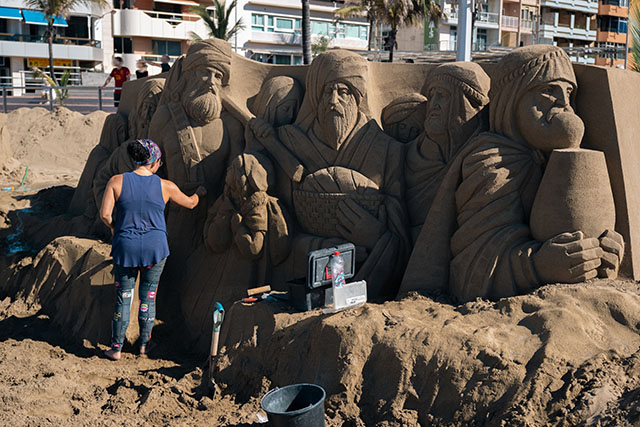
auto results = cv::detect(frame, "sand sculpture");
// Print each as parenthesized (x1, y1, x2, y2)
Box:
(401, 45, 624, 302)
(381, 92, 427, 144)
(65, 42, 633, 338)
(404, 62, 490, 241)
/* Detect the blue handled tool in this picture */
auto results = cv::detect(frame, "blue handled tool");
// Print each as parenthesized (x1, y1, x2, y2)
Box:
(209, 302, 225, 394)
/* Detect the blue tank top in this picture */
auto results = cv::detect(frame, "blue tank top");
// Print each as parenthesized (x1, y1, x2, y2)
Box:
(111, 172, 170, 267)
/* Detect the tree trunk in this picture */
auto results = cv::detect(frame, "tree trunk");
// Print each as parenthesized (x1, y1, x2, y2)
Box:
(388, 28, 397, 62)
(368, 17, 374, 51)
(48, 19, 57, 85)
(301, 0, 312, 64)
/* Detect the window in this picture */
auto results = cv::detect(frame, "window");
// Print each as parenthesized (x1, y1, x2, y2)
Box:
(252, 13, 264, 31)
(345, 24, 360, 39)
(0, 19, 7, 34)
(450, 26, 457, 51)
(602, 0, 629, 6)
(152, 39, 181, 56)
(64, 16, 89, 39)
(113, 37, 133, 53)
(360, 25, 368, 40)
(476, 28, 487, 51)
(276, 17, 293, 30)
(599, 16, 627, 33)
(597, 41, 626, 59)
(293, 55, 303, 65)
(312, 21, 329, 35)
(275, 54, 291, 64)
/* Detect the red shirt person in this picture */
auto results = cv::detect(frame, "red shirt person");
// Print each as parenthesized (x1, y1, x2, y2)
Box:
(103, 57, 131, 107)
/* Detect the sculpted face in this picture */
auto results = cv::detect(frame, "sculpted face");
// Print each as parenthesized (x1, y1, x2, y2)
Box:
(424, 85, 451, 141)
(317, 82, 359, 150)
(516, 80, 584, 152)
(274, 99, 298, 127)
(183, 65, 225, 125)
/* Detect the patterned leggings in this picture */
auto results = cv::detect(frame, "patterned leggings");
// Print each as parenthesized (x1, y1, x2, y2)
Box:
(111, 258, 166, 352)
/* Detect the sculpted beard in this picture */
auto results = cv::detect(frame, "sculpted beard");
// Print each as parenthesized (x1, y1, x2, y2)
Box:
(183, 80, 222, 125)
(319, 100, 358, 148)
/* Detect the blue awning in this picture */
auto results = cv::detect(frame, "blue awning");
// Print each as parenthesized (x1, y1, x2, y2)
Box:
(21, 10, 68, 27)
(0, 7, 23, 20)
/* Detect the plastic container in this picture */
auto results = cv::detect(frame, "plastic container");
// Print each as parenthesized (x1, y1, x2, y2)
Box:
(329, 251, 345, 288)
(260, 383, 326, 427)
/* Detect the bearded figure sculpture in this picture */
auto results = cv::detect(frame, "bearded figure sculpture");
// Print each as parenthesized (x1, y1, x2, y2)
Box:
(148, 38, 244, 272)
(400, 45, 624, 302)
(248, 50, 410, 298)
(405, 62, 490, 242)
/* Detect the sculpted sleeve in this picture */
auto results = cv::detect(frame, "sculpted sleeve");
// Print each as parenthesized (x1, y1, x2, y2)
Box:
(449, 139, 543, 301)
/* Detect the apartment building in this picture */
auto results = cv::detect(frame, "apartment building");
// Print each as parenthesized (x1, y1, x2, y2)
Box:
(538, 0, 598, 60)
(396, 0, 537, 52)
(594, 0, 629, 66)
(0, 0, 105, 91)
(111, 0, 210, 72)
(234, 0, 369, 65)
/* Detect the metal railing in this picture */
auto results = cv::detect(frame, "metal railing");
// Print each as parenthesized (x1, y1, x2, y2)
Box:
(0, 85, 119, 113)
(0, 33, 101, 47)
(476, 12, 500, 24)
(142, 10, 201, 24)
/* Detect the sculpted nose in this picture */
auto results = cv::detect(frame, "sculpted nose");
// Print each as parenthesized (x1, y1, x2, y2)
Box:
(554, 87, 571, 108)
(329, 89, 339, 105)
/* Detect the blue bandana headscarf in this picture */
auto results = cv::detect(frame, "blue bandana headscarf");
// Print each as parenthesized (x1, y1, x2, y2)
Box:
(136, 139, 162, 165)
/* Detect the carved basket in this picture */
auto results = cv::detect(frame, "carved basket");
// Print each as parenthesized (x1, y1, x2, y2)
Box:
(293, 190, 384, 238)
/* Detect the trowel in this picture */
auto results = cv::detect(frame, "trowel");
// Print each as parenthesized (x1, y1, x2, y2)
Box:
(209, 302, 225, 395)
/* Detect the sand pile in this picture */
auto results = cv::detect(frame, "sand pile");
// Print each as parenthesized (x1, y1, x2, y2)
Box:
(4, 227, 640, 425)
(0, 107, 107, 187)
(213, 283, 640, 426)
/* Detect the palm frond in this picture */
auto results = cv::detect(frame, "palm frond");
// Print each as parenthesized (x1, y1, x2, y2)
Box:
(335, 5, 366, 19)
(631, 1, 640, 71)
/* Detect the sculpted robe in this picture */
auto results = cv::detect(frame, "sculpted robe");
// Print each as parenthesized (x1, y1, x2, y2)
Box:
(400, 132, 546, 302)
(405, 135, 450, 242)
(271, 114, 411, 298)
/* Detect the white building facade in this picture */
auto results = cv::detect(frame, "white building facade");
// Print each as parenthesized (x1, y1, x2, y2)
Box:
(0, 0, 107, 92)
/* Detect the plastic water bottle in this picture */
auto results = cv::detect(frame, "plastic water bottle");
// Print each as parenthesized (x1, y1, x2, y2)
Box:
(330, 251, 346, 288)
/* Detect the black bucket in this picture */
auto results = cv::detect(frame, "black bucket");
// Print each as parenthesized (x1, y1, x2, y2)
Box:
(260, 383, 326, 427)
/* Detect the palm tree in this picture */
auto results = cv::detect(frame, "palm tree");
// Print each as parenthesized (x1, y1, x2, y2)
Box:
(380, 0, 442, 62)
(302, 0, 312, 64)
(25, 0, 106, 85)
(335, 0, 380, 51)
(190, 0, 244, 41)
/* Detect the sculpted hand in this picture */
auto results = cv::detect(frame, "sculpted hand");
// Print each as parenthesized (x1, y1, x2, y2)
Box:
(337, 199, 387, 251)
(231, 213, 242, 233)
(196, 185, 208, 198)
(248, 117, 275, 140)
(532, 231, 603, 284)
(598, 229, 624, 279)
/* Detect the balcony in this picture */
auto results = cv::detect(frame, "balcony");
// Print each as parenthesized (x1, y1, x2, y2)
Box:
(0, 34, 102, 61)
(502, 15, 519, 29)
(501, 16, 535, 31)
(596, 30, 627, 43)
(540, 0, 598, 14)
(248, 31, 368, 50)
(599, 3, 629, 17)
(442, 11, 499, 28)
(113, 9, 208, 39)
(540, 23, 596, 40)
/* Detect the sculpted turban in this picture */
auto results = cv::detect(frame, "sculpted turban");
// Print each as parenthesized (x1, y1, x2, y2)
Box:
(181, 38, 232, 85)
(295, 50, 370, 130)
(251, 76, 303, 126)
(490, 45, 576, 141)
(382, 93, 427, 126)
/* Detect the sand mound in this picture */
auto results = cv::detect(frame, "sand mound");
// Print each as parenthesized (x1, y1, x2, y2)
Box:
(0, 107, 107, 187)
(213, 282, 640, 426)
(4, 199, 640, 425)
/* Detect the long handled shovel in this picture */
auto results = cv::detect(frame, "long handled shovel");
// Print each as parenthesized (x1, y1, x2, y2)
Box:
(209, 302, 225, 394)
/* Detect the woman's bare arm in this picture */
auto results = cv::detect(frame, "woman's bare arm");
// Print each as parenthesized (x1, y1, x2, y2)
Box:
(162, 180, 207, 209)
(100, 175, 122, 233)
